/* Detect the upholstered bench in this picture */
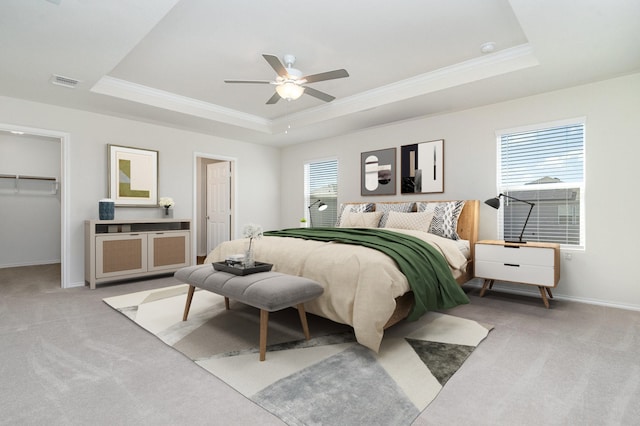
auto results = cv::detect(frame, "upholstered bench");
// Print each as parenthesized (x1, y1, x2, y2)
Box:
(174, 264, 324, 361)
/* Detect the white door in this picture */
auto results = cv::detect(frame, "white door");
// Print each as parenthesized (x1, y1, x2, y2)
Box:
(206, 162, 231, 253)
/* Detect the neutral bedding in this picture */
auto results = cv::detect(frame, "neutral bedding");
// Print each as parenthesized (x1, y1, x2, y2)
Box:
(204, 226, 470, 352)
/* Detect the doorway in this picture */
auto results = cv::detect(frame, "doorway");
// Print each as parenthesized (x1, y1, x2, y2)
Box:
(0, 124, 70, 288)
(194, 153, 235, 261)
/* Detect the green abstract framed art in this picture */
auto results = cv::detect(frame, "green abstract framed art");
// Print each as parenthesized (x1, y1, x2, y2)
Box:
(108, 144, 158, 207)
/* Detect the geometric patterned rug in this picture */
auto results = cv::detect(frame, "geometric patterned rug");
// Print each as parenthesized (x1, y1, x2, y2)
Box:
(104, 284, 492, 426)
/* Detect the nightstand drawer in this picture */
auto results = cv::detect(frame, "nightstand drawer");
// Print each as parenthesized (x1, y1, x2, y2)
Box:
(475, 260, 556, 287)
(475, 244, 554, 267)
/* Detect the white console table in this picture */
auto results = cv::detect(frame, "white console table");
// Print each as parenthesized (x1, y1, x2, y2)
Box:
(85, 219, 192, 289)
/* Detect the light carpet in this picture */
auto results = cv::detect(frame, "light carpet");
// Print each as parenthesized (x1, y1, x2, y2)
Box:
(104, 284, 491, 425)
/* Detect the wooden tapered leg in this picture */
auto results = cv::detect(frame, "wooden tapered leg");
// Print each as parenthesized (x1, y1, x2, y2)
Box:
(182, 285, 196, 321)
(480, 279, 493, 297)
(546, 287, 554, 299)
(538, 286, 550, 309)
(297, 303, 311, 340)
(224, 296, 230, 310)
(259, 309, 269, 361)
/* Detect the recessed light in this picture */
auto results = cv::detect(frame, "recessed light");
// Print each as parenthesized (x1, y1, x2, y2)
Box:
(480, 42, 496, 54)
(10, 131, 25, 135)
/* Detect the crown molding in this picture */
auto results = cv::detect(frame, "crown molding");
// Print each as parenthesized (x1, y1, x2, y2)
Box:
(271, 44, 538, 132)
(90, 76, 272, 133)
(91, 44, 537, 135)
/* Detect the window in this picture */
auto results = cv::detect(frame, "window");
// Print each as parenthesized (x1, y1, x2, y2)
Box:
(304, 159, 338, 227)
(496, 120, 585, 248)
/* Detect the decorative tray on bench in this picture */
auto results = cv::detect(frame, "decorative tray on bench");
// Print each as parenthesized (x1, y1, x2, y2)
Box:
(212, 261, 273, 276)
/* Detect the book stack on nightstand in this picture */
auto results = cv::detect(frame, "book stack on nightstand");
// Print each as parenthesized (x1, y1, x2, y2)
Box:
(474, 240, 560, 308)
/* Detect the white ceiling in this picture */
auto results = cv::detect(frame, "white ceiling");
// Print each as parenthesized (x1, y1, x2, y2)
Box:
(1, 0, 639, 147)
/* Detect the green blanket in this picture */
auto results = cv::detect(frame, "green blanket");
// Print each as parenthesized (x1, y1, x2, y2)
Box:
(264, 228, 469, 320)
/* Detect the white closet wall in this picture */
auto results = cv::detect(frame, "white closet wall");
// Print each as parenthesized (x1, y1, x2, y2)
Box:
(0, 133, 61, 268)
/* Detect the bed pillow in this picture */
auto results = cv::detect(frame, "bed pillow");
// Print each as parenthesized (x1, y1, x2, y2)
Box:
(417, 200, 465, 240)
(339, 211, 384, 228)
(375, 202, 415, 227)
(384, 211, 434, 232)
(335, 203, 374, 226)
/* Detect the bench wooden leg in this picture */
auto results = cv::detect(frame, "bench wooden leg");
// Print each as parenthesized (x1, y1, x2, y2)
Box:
(182, 285, 196, 321)
(259, 309, 269, 361)
(297, 303, 311, 340)
(224, 296, 230, 310)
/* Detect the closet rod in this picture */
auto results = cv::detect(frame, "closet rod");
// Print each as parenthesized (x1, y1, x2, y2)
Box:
(0, 173, 57, 181)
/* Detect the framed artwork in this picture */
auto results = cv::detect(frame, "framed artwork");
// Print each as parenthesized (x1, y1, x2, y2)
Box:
(401, 139, 444, 194)
(361, 148, 396, 196)
(108, 144, 159, 206)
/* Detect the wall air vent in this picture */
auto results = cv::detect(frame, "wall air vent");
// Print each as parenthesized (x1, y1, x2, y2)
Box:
(50, 74, 80, 88)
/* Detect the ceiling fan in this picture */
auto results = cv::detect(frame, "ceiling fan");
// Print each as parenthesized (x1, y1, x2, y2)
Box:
(224, 54, 349, 104)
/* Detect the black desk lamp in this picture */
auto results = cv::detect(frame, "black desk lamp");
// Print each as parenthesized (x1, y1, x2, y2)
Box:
(308, 199, 327, 227)
(485, 193, 535, 244)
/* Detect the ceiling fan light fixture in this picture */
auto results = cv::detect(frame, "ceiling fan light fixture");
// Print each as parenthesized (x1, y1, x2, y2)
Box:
(276, 82, 305, 100)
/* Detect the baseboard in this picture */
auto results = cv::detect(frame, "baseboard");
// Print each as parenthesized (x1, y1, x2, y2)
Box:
(66, 281, 86, 288)
(0, 260, 61, 269)
(465, 279, 640, 312)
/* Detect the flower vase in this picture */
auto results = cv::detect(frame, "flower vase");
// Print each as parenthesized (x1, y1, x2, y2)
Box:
(244, 241, 255, 268)
(163, 207, 173, 218)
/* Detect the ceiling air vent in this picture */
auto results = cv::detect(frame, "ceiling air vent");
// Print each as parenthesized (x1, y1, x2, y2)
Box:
(50, 74, 80, 88)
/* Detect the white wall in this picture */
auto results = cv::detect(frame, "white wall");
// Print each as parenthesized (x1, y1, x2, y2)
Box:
(0, 96, 281, 287)
(0, 133, 61, 267)
(280, 72, 640, 310)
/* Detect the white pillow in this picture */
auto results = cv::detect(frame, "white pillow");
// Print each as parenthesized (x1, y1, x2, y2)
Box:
(335, 203, 374, 226)
(338, 211, 383, 228)
(375, 202, 415, 227)
(384, 211, 434, 232)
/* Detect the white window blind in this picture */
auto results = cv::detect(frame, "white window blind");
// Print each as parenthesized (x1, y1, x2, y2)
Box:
(304, 159, 338, 227)
(497, 121, 585, 247)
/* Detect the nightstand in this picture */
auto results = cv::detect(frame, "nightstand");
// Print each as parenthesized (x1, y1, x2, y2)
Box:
(475, 240, 560, 308)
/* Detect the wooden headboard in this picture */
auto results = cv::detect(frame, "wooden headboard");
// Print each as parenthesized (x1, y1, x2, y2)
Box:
(455, 200, 479, 282)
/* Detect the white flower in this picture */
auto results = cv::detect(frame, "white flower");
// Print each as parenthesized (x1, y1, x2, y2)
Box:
(243, 223, 263, 254)
(242, 223, 263, 240)
(159, 197, 175, 208)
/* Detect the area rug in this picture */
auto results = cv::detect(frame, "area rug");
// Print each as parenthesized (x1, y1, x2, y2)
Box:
(104, 284, 492, 425)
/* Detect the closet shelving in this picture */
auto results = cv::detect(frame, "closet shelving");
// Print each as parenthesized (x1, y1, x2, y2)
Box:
(0, 174, 59, 194)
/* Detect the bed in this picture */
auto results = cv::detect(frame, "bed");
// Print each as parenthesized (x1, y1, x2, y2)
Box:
(204, 199, 479, 352)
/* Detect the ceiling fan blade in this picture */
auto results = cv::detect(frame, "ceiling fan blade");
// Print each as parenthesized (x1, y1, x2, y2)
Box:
(262, 54, 288, 78)
(303, 86, 335, 102)
(224, 80, 271, 84)
(302, 69, 349, 84)
(266, 92, 281, 104)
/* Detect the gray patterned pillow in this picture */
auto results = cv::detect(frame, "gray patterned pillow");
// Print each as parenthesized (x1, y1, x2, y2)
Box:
(335, 203, 375, 226)
(417, 201, 465, 240)
(375, 202, 415, 227)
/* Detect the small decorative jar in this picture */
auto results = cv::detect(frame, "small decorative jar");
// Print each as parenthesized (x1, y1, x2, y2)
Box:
(99, 199, 115, 220)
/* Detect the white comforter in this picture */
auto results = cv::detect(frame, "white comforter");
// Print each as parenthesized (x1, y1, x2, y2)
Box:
(204, 228, 468, 352)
